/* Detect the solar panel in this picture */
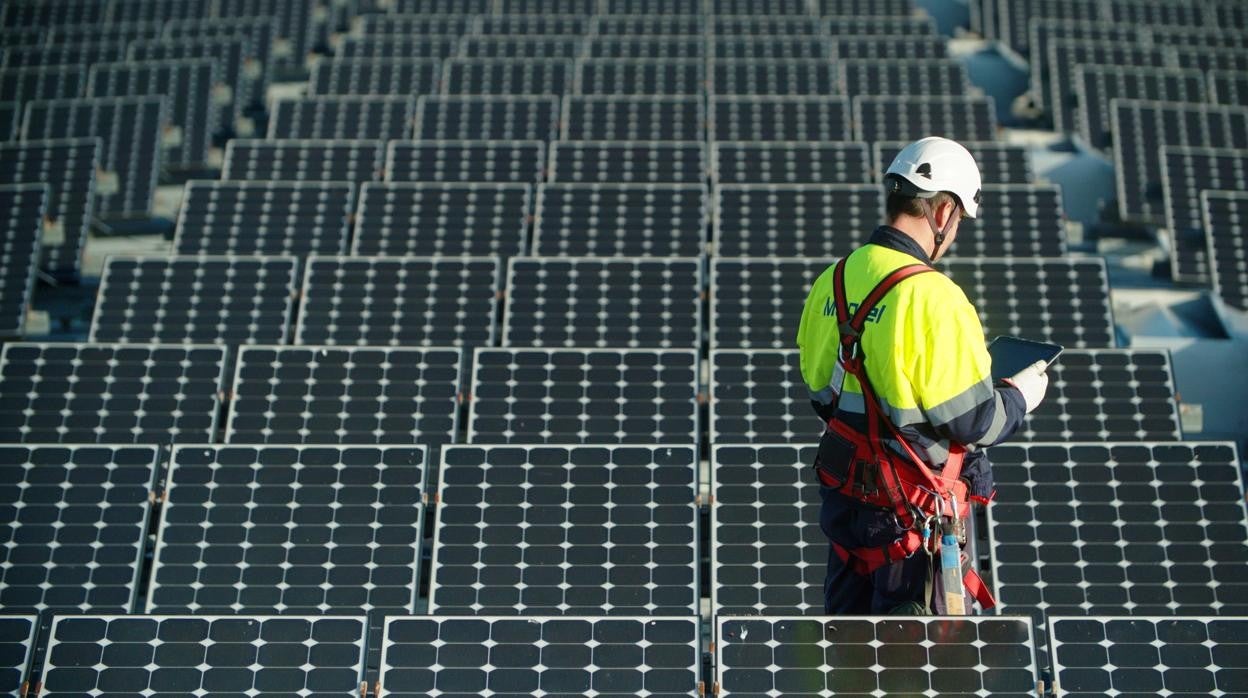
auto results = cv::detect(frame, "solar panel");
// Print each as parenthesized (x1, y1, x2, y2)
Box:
(590, 14, 704, 35)
(712, 142, 869, 185)
(1161, 147, 1248, 285)
(532, 183, 709, 257)
(709, 59, 841, 96)
(712, 39, 824, 63)
(337, 36, 460, 60)
(1210, 69, 1248, 107)
(296, 255, 501, 347)
(385, 139, 544, 183)
(416, 95, 559, 140)
(1, 0, 106, 28)
(713, 184, 884, 257)
(0, 184, 43, 340)
(0, 343, 228, 444)
(269, 96, 414, 140)
(710, 257, 832, 350)
(430, 444, 699, 614)
(353, 182, 531, 257)
(308, 58, 440, 98)
(86, 59, 217, 169)
(89, 255, 298, 345)
(987, 442, 1248, 665)
(46, 19, 161, 44)
(548, 141, 706, 184)
(1203, 190, 1248, 311)
(951, 184, 1068, 257)
(443, 58, 573, 97)
(107, 0, 212, 23)
(3, 41, 130, 69)
(467, 349, 700, 444)
(226, 345, 462, 445)
(716, 616, 1039, 697)
(1146, 26, 1248, 51)
(831, 35, 949, 60)
(497, 0, 597, 13)
(0, 615, 36, 696)
(710, 350, 815, 444)
(353, 13, 475, 37)
(712, 0, 809, 13)
(162, 18, 275, 110)
(379, 616, 702, 697)
(854, 95, 998, 142)
(0, 28, 46, 48)
(223, 138, 384, 183)
(942, 257, 1116, 347)
(585, 37, 706, 59)
(1205, 0, 1248, 29)
(711, 15, 823, 36)
(476, 15, 590, 36)
(1106, 0, 1205, 27)
(1049, 616, 1248, 698)
(174, 180, 353, 257)
(128, 37, 249, 129)
(710, 96, 852, 141)
(381, 0, 490, 11)
(818, 0, 917, 14)
(711, 444, 823, 614)
(996, 0, 1103, 54)
(0, 102, 16, 141)
(20, 96, 166, 218)
(604, 0, 702, 12)
(574, 58, 705, 96)
(503, 257, 703, 349)
(841, 58, 969, 96)
(457, 36, 583, 59)
(1111, 99, 1248, 223)
(873, 140, 1034, 185)
(39, 615, 368, 696)
(562, 96, 705, 141)
(0, 66, 86, 107)
(0, 138, 98, 277)
(826, 15, 937, 35)
(1172, 47, 1248, 74)
(1048, 41, 1179, 136)
(211, 0, 314, 79)
(1026, 20, 1137, 111)
(1076, 66, 1207, 151)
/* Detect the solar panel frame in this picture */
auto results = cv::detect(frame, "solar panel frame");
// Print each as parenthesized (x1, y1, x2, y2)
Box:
(711, 141, 871, 185)
(709, 95, 853, 142)
(495, 0, 599, 14)
(712, 183, 885, 258)
(0, 138, 98, 277)
(709, 257, 834, 350)
(106, 0, 213, 23)
(1106, 0, 1206, 27)
(352, 181, 532, 257)
(547, 140, 707, 184)
(307, 58, 442, 97)
(415, 94, 560, 141)
(710, 349, 816, 445)
(1203, 190, 1248, 311)
(268, 95, 415, 140)
(0, 28, 47, 48)
(1203, 0, 1248, 30)
(0, 184, 44, 340)
(711, 0, 810, 14)
(853, 94, 998, 142)
(1160, 146, 1248, 285)
(0, 615, 37, 697)
(531, 182, 709, 257)
(573, 58, 707, 96)
(603, 0, 702, 12)
(1146, 26, 1248, 51)
(210, 0, 315, 78)
(337, 35, 460, 60)
(161, 17, 274, 109)
(378, 0, 490, 11)
(561, 95, 706, 142)
(222, 138, 385, 183)
(946, 184, 1069, 257)
(708, 58, 843, 96)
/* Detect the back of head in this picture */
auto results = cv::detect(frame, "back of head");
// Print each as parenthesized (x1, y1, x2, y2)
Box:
(883, 137, 983, 220)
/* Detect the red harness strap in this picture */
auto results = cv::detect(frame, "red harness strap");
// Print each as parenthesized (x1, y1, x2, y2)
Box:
(830, 538, 998, 610)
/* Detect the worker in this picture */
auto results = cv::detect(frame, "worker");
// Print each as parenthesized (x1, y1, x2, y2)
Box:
(796, 136, 1051, 614)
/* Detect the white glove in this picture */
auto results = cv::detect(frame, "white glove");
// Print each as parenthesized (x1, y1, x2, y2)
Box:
(1005, 360, 1049, 413)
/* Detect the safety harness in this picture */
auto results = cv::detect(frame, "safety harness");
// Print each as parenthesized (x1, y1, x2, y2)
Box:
(816, 258, 996, 611)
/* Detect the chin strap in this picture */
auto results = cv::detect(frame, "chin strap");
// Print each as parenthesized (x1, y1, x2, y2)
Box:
(921, 199, 962, 259)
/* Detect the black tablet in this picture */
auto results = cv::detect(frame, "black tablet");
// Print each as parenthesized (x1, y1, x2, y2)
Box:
(988, 336, 1063, 381)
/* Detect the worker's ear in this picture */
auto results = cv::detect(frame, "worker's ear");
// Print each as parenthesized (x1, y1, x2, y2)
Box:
(935, 199, 957, 228)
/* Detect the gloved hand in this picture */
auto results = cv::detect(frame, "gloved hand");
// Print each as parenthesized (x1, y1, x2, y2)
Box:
(1004, 360, 1049, 413)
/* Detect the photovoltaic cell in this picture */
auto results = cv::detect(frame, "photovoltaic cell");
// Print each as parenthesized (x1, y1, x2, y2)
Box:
(352, 182, 531, 257)
(48, 18, 164, 44)
(1203, 190, 1248, 311)
(574, 59, 705, 96)
(716, 616, 1038, 697)
(831, 35, 949, 60)
(458, 36, 583, 59)
(1, 0, 105, 28)
(854, 95, 998, 142)
(603, 0, 702, 14)
(39, 615, 367, 697)
(1074, 65, 1207, 151)
(0, 66, 86, 108)
(295, 256, 501, 347)
(1161, 147, 1248, 285)
(713, 184, 884, 257)
(269, 96, 415, 140)
(467, 349, 700, 444)
(0, 444, 159, 614)
(947, 185, 1068, 257)
(1209, 69, 1248, 107)
(0, 139, 98, 277)
(708, 37, 830, 60)
(711, 15, 822, 36)
(712, 142, 871, 185)
(711, 444, 823, 614)
(1049, 616, 1248, 698)
(476, 15, 589, 36)
(503, 257, 703, 349)
(818, 0, 917, 14)
(1149, 27, 1248, 51)
(173, 180, 354, 257)
(826, 16, 936, 35)
(107, 0, 212, 23)
(495, 0, 597, 16)
(222, 139, 384, 184)
(841, 59, 969, 96)
(710, 257, 833, 350)
(416, 95, 559, 141)
(308, 59, 440, 97)
(430, 445, 699, 615)
(0, 28, 44, 48)
(562, 96, 705, 141)
(353, 13, 474, 37)
(712, 0, 809, 14)
(3, 41, 130, 69)
(584, 37, 705, 59)
(86, 59, 217, 168)
(444, 58, 574, 96)
(548, 141, 706, 184)
(1172, 47, 1248, 74)
(380, 616, 701, 698)
(1106, 0, 1204, 27)
(532, 183, 708, 257)
(0, 615, 36, 696)
(591, 15, 704, 35)
(710, 96, 852, 141)
(0, 184, 43, 340)
(337, 36, 459, 61)
(382, 0, 489, 11)
(874, 140, 1035, 186)
(89, 256, 298, 345)
(709, 59, 842, 96)
(710, 350, 815, 444)
(385, 140, 545, 183)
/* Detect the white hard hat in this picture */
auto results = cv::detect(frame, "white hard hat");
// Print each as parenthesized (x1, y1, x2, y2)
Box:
(884, 136, 983, 219)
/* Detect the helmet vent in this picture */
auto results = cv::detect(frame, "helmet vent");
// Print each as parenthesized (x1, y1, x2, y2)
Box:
(916, 162, 932, 179)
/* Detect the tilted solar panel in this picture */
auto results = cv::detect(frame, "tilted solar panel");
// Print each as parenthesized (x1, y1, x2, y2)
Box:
(0, 139, 98, 277)
(386, 139, 545, 183)
(417, 95, 560, 141)
(86, 59, 217, 168)
(222, 138, 384, 183)
(532, 183, 708, 257)
(574, 58, 705, 96)
(1161, 146, 1248, 285)
(308, 58, 441, 97)
(713, 142, 871, 185)
(710, 96, 853, 142)
(269, 95, 415, 140)
(548, 141, 706, 184)
(445, 58, 574, 96)
(853, 95, 998, 142)
(352, 182, 531, 257)
(0, 184, 44, 340)
(563, 95, 705, 141)
(173, 180, 354, 257)
(713, 184, 884, 258)
(1203, 190, 1248, 311)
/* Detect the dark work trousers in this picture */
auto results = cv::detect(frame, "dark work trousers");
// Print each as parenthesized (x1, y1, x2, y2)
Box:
(819, 484, 972, 614)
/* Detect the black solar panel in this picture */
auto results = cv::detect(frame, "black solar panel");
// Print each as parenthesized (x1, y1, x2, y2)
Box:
(353, 182, 531, 257)
(1, 0, 106, 28)
(107, 0, 212, 23)
(826, 15, 936, 35)
(710, 59, 841, 96)
(211, 0, 313, 79)
(382, 0, 489, 11)
(386, 139, 545, 183)
(223, 138, 384, 183)
(711, 15, 823, 36)
(430, 444, 699, 614)
(296, 255, 501, 347)
(0, 138, 98, 277)
(477, 14, 589, 36)
(710, 257, 832, 350)
(942, 257, 1116, 347)
(0, 343, 228, 444)
(548, 141, 706, 184)
(1077, 66, 1208, 151)
(532, 183, 709, 257)
(0, 65, 86, 108)
(1172, 46, 1248, 74)
(226, 346, 463, 445)
(586, 37, 706, 59)
(39, 615, 367, 696)
(353, 13, 474, 37)
(1205, 0, 1248, 29)
(174, 180, 353, 257)
(591, 14, 704, 35)
(873, 140, 1034, 185)
(1210, 69, 1248, 107)
(3, 41, 130, 69)
(504, 257, 703, 349)
(337, 36, 460, 60)
(711, 350, 814, 444)
(1048, 41, 1179, 136)
(574, 58, 705, 96)
(380, 616, 701, 698)
(0, 184, 44, 340)
(497, 0, 597, 13)
(713, 142, 870, 185)
(1203, 190, 1248, 311)
(604, 0, 701, 13)
(1050, 616, 1248, 698)
(21, 96, 166, 218)
(1027, 20, 1137, 111)
(818, 0, 916, 14)
(997, 0, 1103, 55)
(128, 37, 250, 130)
(1111, 99, 1248, 223)
(712, 0, 809, 13)
(444, 58, 573, 96)
(831, 35, 949, 60)
(987, 442, 1248, 665)
(457, 36, 583, 59)
(1161, 147, 1248, 285)
(467, 349, 700, 444)
(0, 615, 36, 696)
(86, 59, 217, 169)
(1147, 26, 1248, 51)
(711, 444, 823, 614)
(708, 37, 830, 60)
(854, 95, 998, 142)
(162, 18, 275, 109)
(717, 616, 1039, 697)
(308, 58, 441, 97)
(416, 95, 559, 140)
(269, 96, 414, 140)
(1106, 0, 1205, 27)
(0, 28, 44, 48)
(89, 256, 298, 345)
(711, 96, 852, 141)
(951, 184, 1068, 257)
(713, 184, 883, 257)
(562, 95, 705, 141)
(841, 58, 969, 96)
(0, 102, 18, 140)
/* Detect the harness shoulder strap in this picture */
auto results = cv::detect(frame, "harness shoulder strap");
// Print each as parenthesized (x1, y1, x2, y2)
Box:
(832, 258, 935, 344)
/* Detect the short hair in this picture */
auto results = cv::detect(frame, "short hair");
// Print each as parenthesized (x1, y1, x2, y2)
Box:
(886, 191, 956, 222)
